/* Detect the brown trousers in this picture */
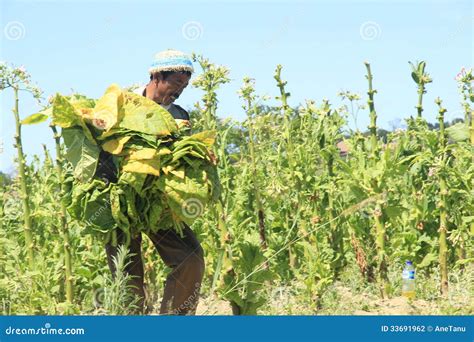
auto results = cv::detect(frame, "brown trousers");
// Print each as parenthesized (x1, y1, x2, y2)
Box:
(105, 224, 205, 315)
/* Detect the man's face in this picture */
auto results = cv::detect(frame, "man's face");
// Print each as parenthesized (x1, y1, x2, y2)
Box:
(148, 72, 191, 106)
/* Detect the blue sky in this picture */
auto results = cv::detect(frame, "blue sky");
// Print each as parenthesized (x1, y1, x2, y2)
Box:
(0, 0, 472, 172)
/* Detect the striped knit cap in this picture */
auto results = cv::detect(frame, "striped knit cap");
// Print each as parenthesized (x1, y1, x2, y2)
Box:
(149, 49, 194, 75)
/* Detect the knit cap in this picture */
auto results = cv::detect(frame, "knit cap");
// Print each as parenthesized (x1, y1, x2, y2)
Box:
(148, 49, 194, 74)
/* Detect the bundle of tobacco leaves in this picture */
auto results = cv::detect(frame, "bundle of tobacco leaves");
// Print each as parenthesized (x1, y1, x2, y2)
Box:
(49, 84, 220, 245)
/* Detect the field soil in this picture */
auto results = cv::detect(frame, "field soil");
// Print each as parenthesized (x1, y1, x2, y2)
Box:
(192, 285, 466, 316)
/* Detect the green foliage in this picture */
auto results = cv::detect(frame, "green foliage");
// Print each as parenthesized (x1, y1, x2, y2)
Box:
(62, 127, 100, 182)
(21, 113, 48, 125)
(1, 59, 472, 315)
(409, 60, 432, 85)
(92, 245, 142, 315)
(220, 242, 273, 315)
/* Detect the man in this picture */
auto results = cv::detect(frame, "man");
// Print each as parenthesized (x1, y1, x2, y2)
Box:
(95, 50, 204, 315)
(133, 49, 192, 121)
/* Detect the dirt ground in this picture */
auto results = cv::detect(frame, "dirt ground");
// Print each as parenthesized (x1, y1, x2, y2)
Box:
(195, 296, 453, 316)
(195, 296, 434, 316)
(195, 284, 470, 315)
(352, 297, 433, 315)
(196, 296, 233, 315)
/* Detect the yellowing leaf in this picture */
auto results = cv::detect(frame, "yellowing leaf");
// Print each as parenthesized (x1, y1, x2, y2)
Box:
(122, 158, 160, 176)
(102, 136, 131, 155)
(128, 148, 158, 160)
(190, 130, 216, 147)
(157, 147, 172, 156)
(170, 167, 185, 179)
(162, 165, 175, 175)
(79, 108, 94, 120)
(120, 92, 177, 136)
(92, 84, 124, 131)
(175, 119, 191, 129)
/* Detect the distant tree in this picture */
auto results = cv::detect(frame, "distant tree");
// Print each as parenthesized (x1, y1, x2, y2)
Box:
(0, 171, 13, 187)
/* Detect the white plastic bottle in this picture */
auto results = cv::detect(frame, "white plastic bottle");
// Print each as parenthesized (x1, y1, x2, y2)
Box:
(401, 260, 416, 299)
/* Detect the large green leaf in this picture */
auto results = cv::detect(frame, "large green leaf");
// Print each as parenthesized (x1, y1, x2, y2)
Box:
(62, 127, 100, 182)
(83, 183, 115, 230)
(118, 171, 147, 195)
(66, 179, 114, 232)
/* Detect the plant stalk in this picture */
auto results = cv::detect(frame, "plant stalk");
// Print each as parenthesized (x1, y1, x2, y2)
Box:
(435, 97, 449, 296)
(51, 125, 74, 303)
(13, 86, 35, 269)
